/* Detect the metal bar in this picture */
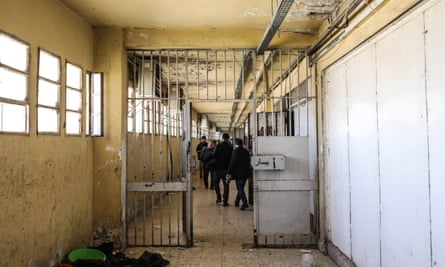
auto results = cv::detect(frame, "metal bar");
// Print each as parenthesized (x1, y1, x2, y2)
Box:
(143, 192, 146, 244)
(206, 51, 209, 99)
(141, 51, 147, 181)
(140, 51, 149, 249)
(184, 58, 193, 246)
(167, 50, 172, 181)
(279, 50, 283, 136)
(177, 190, 180, 245)
(257, 180, 318, 191)
(197, 50, 200, 100)
(270, 53, 274, 136)
(151, 192, 154, 245)
(160, 193, 163, 245)
(215, 50, 218, 100)
(176, 50, 181, 181)
(297, 53, 301, 136)
(132, 50, 139, 245)
(233, 51, 236, 100)
(288, 50, 293, 136)
(224, 50, 227, 99)
(168, 193, 172, 245)
(134, 192, 137, 245)
(127, 182, 187, 192)
(306, 51, 310, 138)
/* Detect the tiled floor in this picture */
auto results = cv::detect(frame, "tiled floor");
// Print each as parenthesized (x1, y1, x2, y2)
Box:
(124, 173, 337, 267)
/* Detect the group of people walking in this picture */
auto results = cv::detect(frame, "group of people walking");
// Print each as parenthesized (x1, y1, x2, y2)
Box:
(196, 134, 251, 210)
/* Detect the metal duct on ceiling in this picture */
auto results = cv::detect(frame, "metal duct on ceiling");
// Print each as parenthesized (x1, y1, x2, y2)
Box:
(256, 0, 295, 55)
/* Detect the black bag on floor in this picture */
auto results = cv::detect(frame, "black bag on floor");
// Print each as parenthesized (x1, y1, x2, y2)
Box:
(132, 250, 169, 267)
(72, 259, 109, 267)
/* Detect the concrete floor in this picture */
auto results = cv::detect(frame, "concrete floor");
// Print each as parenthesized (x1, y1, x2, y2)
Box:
(124, 173, 337, 267)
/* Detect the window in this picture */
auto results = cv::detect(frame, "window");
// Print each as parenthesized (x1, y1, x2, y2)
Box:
(65, 62, 82, 135)
(86, 72, 103, 136)
(0, 32, 29, 133)
(37, 49, 61, 134)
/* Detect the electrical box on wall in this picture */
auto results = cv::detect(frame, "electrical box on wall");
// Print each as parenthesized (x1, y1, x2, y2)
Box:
(252, 155, 285, 170)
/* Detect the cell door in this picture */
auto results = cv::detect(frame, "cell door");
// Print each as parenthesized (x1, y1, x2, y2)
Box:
(125, 51, 192, 247)
(252, 68, 318, 247)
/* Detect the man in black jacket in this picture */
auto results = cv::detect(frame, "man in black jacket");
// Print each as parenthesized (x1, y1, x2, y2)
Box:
(212, 133, 232, 206)
(196, 136, 207, 179)
(199, 140, 216, 189)
(227, 138, 251, 210)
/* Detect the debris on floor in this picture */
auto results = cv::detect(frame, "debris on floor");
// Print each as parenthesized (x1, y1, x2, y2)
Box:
(62, 242, 169, 267)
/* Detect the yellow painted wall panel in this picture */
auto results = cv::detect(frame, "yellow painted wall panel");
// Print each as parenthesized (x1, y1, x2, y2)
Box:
(92, 26, 127, 245)
(0, 0, 94, 266)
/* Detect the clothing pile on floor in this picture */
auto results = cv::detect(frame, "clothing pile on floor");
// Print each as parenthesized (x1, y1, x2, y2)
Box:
(71, 242, 169, 267)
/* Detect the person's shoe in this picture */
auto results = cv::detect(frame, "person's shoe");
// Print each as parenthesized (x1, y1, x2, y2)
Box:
(240, 205, 249, 210)
(223, 202, 229, 207)
(234, 202, 240, 207)
(216, 199, 222, 204)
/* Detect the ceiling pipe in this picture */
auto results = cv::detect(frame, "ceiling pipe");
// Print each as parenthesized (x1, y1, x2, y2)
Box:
(229, 0, 294, 130)
(308, 0, 364, 56)
(256, 0, 295, 55)
(232, 0, 366, 128)
(268, 0, 365, 91)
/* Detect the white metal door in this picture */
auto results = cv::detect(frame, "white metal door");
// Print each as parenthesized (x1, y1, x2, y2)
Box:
(253, 136, 317, 247)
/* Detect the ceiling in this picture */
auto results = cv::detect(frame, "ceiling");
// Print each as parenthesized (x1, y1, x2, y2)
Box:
(61, 0, 346, 133)
(60, 0, 342, 30)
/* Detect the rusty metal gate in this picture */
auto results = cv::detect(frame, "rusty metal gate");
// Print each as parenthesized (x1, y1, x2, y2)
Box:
(124, 49, 316, 248)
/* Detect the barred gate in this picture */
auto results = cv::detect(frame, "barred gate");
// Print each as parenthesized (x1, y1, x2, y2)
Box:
(124, 49, 316, 248)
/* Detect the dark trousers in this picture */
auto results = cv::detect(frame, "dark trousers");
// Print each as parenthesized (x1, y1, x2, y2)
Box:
(213, 169, 229, 203)
(199, 161, 203, 178)
(202, 167, 211, 188)
(235, 177, 248, 207)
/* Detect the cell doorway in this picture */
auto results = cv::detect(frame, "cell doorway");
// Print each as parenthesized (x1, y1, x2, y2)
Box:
(124, 49, 317, 249)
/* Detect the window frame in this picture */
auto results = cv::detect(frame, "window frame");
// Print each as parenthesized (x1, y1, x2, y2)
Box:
(85, 71, 103, 137)
(65, 60, 83, 136)
(0, 31, 30, 135)
(37, 48, 62, 135)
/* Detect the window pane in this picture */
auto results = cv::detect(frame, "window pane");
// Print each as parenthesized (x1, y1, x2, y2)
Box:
(0, 67, 27, 101)
(91, 73, 102, 136)
(38, 107, 59, 133)
(66, 63, 82, 89)
(85, 73, 90, 135)
(66, 88, 81, 111)
(0, 34, 28, 71)
(39, 50, 60, 81)
(0, 102, 28, 133)
(38, 79, 59, 107)
(66, 111, 81, 135)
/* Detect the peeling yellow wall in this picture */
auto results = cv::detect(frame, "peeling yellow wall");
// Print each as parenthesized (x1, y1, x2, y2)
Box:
(124, 28, 316, 49)
(127, 135, 183, 182)
(0, 0, 94, 266)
